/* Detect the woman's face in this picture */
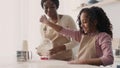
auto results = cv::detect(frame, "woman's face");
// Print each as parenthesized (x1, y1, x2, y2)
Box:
(80, 12, 90, 33)
(43, 0, 57, 18)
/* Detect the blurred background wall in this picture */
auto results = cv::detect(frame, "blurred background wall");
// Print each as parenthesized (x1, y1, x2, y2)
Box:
(0, 0, 120, 64)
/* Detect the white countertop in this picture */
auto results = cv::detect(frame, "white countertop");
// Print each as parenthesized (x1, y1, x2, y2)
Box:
(0, 59, 119, 68)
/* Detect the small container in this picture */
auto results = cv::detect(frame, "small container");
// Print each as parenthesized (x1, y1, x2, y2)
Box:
(16, 51, 32, 62)
(40, 56, 49, 60)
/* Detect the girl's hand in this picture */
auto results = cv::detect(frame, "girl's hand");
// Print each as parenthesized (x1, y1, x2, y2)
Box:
(68, 59, 86, 64)
(68, 60, 80, 64)
(40, 15, 49, 24)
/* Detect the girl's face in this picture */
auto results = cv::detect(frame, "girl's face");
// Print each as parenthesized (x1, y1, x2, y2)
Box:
(80, 12, 97, 34)
(43, 0, 57, 18)
(80, 12, 90, 33)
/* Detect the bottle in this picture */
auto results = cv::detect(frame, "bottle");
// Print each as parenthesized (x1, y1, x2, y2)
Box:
(22, 40, 28, 51)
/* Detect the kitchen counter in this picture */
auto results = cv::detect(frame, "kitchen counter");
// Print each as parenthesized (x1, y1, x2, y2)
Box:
(0, 59, 119, 68)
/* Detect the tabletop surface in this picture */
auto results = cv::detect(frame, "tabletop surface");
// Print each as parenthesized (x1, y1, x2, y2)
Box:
(0, 59, 119, 68)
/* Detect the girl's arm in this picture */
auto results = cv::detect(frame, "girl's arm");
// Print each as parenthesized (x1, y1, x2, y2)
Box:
(40, 15, 82, 42)
(40, 15, 62, 32)
(68, 58, 103, 66)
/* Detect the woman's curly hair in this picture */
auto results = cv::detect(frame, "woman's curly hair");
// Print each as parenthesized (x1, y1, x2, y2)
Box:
(77, 6, 113, 38)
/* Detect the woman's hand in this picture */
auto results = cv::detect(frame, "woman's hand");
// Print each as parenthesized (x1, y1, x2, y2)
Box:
(37, 52, 42, 56)
(40, 15, 49, 24)
(49, 45, 66, 55)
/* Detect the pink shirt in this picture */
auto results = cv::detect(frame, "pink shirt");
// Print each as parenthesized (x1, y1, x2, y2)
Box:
(60, 28, 114, 66)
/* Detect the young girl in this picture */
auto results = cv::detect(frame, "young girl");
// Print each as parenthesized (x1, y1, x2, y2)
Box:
(40, 6, 114, 66)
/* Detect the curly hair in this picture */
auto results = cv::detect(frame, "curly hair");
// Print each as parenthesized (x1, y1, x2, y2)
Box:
(91, 6, 113, 38)
(41, 0, 59, 9)
(77, 6, 113, 38)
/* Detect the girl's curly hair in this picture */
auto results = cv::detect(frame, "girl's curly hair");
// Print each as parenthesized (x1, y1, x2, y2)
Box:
(77, 6, 113, 38)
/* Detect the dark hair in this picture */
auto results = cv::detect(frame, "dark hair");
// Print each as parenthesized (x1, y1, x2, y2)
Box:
(91, 6, 113, 38)
(41, 0, 59, 9)
(77, 6, 113, 38)
(77, 7, 96, 34)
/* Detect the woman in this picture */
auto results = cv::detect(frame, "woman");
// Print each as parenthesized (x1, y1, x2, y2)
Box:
(37, 0, 78, 61)
(40, 6, 114, 66)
